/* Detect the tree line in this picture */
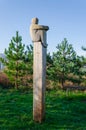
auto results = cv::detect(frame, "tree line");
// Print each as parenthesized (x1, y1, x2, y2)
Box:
(0, 31, 86, 89)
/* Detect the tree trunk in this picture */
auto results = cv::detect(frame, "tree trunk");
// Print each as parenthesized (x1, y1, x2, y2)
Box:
(61, 79, 64, 89)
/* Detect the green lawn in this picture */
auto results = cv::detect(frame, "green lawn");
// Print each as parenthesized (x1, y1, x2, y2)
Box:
(0, 88, 86, 130)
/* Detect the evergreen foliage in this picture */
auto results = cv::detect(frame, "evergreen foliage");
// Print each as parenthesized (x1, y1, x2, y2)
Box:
(0, 35, 86, 89)
(51, 38, 77, 88)
(0, 31, 26, 89)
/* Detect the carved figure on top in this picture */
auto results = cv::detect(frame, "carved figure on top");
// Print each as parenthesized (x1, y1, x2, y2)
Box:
(30, 17, 49, 48)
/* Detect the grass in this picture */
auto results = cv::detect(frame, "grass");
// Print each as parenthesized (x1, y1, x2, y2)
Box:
(0, 88, 86, 130)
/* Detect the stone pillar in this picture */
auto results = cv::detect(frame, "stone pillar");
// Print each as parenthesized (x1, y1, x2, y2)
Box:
(33, 41, 46, 122)
(30, 17, 49, 122)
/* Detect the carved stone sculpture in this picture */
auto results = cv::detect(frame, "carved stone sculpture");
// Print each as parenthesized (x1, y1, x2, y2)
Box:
(30, 17, 49, 47)
(30, 17, 49, 122)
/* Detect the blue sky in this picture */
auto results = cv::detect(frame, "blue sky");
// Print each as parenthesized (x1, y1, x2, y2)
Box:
(0, 0, 86, 56)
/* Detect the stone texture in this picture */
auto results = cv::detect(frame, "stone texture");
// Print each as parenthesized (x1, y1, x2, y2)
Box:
(30, 17, 49, 122)
(30, 17, 49, 48)
(33, 41, 46, 122)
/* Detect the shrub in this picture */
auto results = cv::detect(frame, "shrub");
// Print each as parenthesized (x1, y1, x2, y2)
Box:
(0, 72, 12, 88)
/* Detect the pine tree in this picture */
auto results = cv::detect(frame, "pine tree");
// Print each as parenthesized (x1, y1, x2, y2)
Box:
(82, 46, 86, 66)
(46, 52, 54, 80)
(52, 38, 76, 88)
(82, 46, 86, 51)
(22, 44, 33, 86)
(0, 31, 26, 89)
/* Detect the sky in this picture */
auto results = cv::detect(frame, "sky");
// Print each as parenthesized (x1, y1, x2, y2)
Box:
(0, 0, 86, 56)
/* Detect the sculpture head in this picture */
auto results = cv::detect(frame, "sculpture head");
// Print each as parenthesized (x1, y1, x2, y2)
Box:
(31, 17, 39, 24)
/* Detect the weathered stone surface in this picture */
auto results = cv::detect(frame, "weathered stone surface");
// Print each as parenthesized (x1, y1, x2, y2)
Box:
(30, 17, 49, 48)
(33, 41, 46, 122)
(30, 17, 49, 122)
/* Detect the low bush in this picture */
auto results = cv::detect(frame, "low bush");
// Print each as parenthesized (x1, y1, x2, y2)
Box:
(0, 72, 12, 88)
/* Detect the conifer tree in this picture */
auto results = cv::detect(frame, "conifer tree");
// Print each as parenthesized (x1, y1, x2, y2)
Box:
(22, 44, 33, 86)
(52, 38, 76, 88)
(0, 31, 26, 89)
